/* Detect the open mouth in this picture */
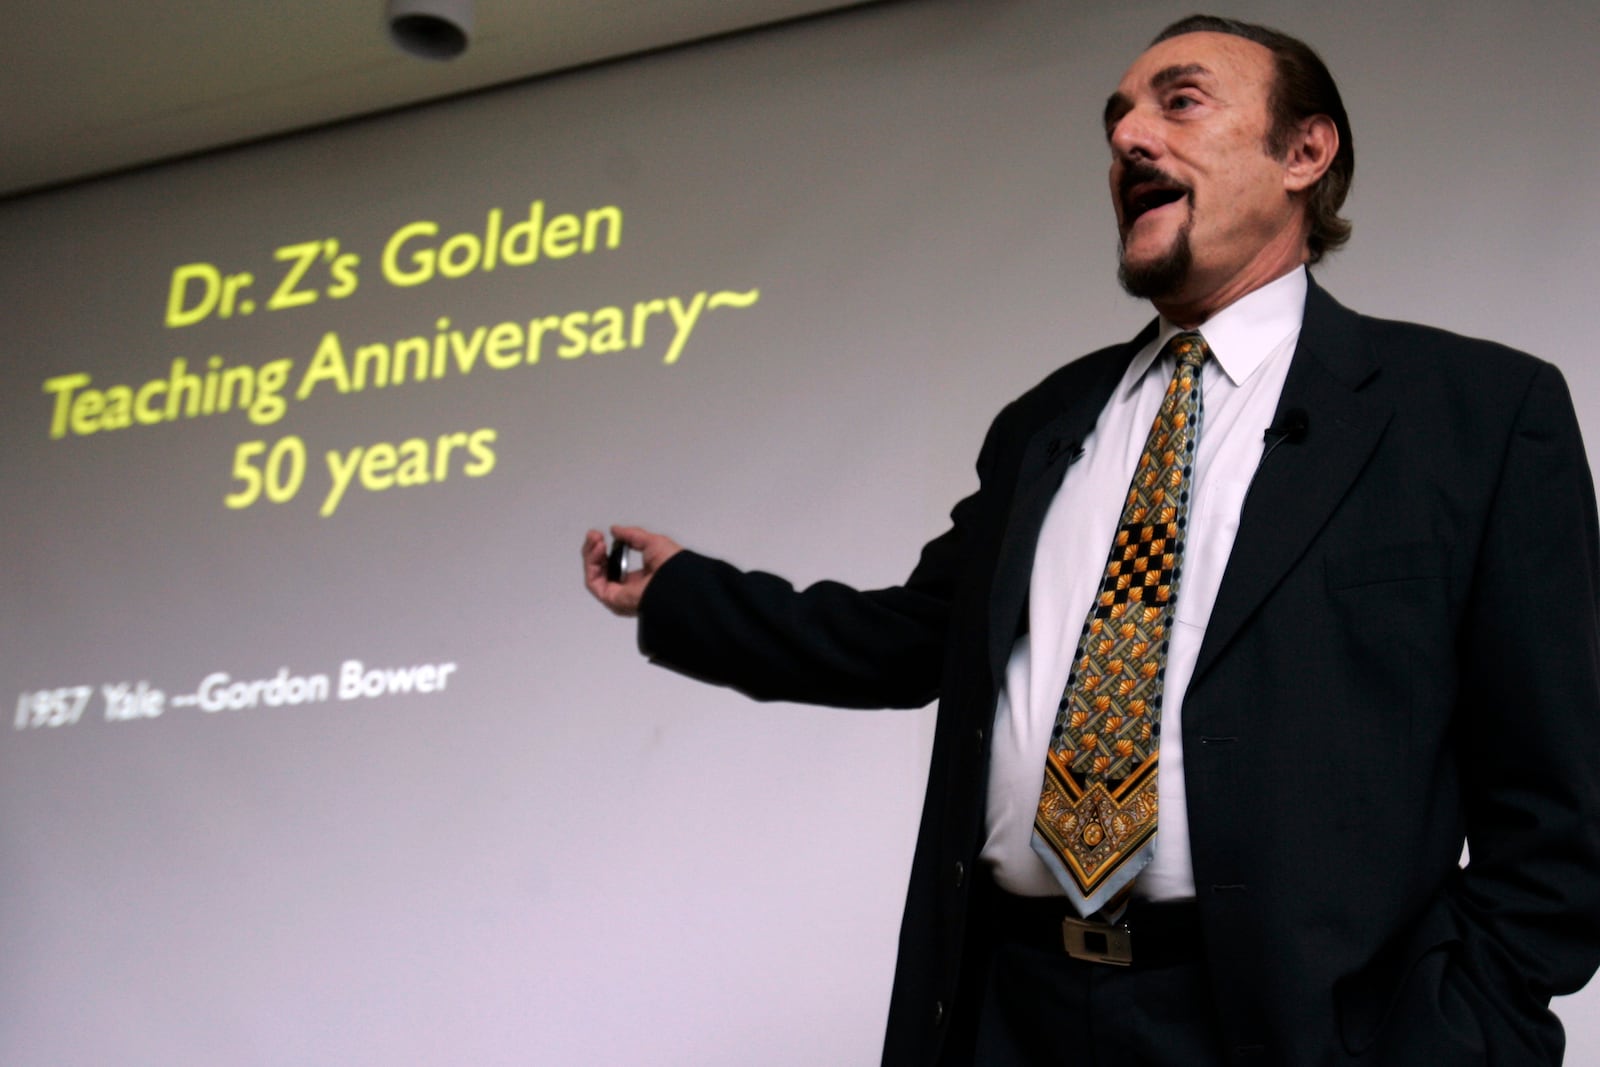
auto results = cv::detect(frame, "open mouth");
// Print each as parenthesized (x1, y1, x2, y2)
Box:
(1120, 166, 1190, 229)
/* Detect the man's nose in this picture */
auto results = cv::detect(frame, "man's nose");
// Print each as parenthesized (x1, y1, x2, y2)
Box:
(1109, 106, 1160, 161)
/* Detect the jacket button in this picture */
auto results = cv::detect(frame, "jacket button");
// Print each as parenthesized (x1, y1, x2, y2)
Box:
(933, 1000, 945, 1028)
(974, 726, 985, 744)
(953, 860, 966, 888)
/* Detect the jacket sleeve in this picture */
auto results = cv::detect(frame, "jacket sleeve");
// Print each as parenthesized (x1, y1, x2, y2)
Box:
(1449, 362, 1600, 1060)
(634, 406, 1013, 710)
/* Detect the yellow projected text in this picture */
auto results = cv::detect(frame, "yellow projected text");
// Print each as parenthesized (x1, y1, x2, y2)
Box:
(41, 192, 763, 520)
(224, 429, 498, 517)
(43, 356, 293, 437)
(381, 202, 622, 287)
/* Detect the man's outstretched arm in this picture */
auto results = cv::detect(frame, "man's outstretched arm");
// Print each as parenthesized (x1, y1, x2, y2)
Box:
(577, 390, 1031, 709)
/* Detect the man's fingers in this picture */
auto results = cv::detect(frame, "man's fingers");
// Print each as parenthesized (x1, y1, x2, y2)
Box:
(581, 530, 611, 589)
(581, 526, 654, 617)
(610, 525, 682, 569)
(608, 525, 655, 554)
(583, 525, 681, 618)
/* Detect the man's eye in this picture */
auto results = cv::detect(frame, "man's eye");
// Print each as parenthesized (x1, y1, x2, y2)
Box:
(1167, 94, 1198, 111)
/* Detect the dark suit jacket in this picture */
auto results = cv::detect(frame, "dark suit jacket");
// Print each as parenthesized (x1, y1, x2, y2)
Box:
(638, 279, 1600, 1066)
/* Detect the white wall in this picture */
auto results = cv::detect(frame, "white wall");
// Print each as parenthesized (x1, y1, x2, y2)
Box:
(0, 1, 1595, 1062)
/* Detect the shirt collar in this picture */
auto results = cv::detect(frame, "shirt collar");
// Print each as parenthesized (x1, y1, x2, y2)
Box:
(1123, 266, 1307, 394)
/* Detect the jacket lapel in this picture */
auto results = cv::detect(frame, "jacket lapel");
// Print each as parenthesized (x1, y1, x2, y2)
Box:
(986, 329, 1151, 688)
(1191, 279, 1393, 685)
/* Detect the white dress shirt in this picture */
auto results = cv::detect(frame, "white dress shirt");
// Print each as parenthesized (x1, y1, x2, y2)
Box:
(982, 267, 1307, 900)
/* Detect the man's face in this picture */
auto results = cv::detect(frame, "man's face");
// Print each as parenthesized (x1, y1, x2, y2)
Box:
(1105, 32, 1307, 317)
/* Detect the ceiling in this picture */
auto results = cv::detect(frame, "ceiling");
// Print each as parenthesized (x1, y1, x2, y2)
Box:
(2, 0, 870, 200)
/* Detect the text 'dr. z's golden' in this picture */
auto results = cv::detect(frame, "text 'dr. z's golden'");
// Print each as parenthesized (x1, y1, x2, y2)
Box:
(164, 200, 621, 328)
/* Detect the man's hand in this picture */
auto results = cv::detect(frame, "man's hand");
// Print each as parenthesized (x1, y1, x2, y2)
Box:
(582, 525, 683, 617)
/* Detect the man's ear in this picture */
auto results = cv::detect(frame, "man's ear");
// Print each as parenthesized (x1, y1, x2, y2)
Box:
(1283, 114, 1338, 193)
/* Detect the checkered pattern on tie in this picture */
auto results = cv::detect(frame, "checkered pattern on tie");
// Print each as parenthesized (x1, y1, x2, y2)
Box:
(1031, 331, 1208, 917)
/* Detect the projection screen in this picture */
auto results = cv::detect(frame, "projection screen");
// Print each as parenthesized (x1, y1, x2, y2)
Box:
(3, 1, 1597, 1063)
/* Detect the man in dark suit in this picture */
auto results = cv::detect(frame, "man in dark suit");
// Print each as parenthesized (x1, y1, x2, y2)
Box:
(583, 14, 1600, 1066)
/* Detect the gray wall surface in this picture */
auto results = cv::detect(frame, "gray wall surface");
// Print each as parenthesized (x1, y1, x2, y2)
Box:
(2, 1, 1596, 1062)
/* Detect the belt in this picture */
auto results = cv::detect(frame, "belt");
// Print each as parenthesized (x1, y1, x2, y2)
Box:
(986, 882, 1204, 969)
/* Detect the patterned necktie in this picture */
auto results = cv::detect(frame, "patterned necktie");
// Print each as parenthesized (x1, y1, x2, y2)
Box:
(1032, 331, 1208, 917)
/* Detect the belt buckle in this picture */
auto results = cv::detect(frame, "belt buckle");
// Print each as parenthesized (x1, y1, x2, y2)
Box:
(1061, 916, 1133, 966)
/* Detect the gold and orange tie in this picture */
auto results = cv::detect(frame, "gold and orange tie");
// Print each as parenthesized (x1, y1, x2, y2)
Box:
(1032, 331, 1208, 916)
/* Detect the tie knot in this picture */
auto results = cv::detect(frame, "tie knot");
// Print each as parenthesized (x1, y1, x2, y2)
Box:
(1166, 331, 1209, 370)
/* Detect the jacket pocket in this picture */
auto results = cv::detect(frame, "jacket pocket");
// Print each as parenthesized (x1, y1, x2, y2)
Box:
(1334, 903, 1472, 1056)
(1325, 540, 1448, 591)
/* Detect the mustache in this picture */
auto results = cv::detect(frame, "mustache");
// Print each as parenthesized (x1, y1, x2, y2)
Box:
(1118, 161, 1193, 207)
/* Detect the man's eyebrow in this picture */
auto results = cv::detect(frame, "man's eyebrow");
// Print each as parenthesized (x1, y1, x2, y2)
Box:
(1150, 63, 1211, 91)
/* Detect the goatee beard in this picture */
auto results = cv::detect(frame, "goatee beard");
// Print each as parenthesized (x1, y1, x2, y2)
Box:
(1118, 225, 1193, 300)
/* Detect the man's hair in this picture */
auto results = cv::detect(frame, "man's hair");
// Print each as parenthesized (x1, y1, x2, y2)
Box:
(1152, 14, 1354, 262)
